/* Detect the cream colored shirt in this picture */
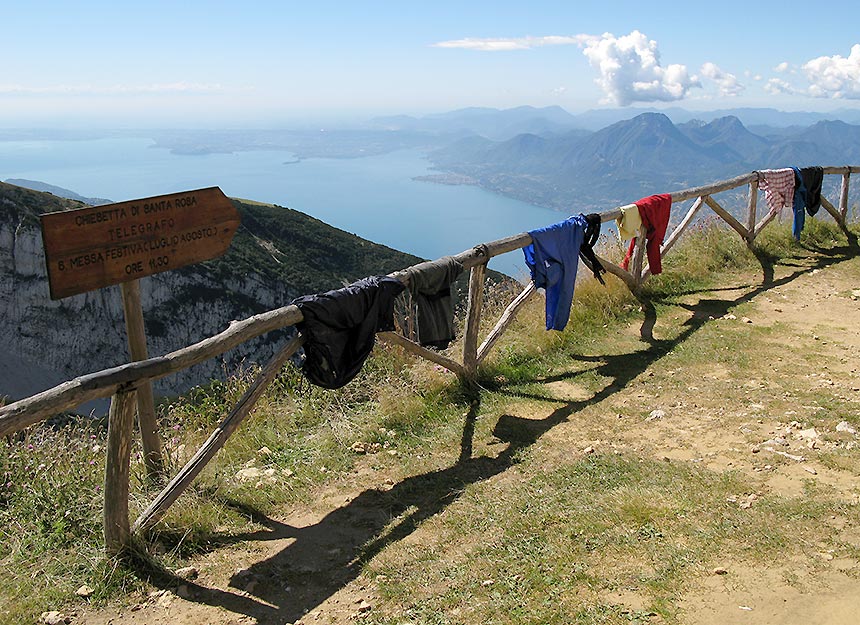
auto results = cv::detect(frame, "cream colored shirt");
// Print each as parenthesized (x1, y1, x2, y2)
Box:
(615, 203, 642, 240)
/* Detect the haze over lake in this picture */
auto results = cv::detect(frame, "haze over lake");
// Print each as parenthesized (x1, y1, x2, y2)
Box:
(0, 137, 567, 278)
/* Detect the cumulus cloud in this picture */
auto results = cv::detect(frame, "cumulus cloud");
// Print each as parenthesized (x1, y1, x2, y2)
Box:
(803, 44, 860, 99)
(774, 61, 790, 73)
(433, 29, 712, 105)
(700, 62, 744, 96)
(578, 30, 700, 105)
(764, 78, 796, 95)
(432, 35, 590, 51)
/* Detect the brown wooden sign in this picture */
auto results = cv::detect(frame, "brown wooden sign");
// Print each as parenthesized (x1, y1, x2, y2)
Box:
(40, 187, 240, 299)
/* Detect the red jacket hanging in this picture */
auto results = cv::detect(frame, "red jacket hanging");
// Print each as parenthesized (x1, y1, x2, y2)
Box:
(621, 193, 672, 275)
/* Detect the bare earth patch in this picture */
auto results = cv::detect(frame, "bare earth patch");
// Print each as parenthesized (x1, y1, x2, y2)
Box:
(79, 247, 860, 625)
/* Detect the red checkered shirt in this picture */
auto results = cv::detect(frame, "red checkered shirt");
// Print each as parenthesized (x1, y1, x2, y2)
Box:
(757, 168, 795, 215)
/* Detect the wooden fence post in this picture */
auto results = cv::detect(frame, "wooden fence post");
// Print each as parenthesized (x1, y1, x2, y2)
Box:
(120, 280, 163, 480)
(630, 224, 648, 290)
(746, 179, 759, 244)
(104, 387, 136, 557)
(840, 173, 851, 220)
(462, 263, 487, 377)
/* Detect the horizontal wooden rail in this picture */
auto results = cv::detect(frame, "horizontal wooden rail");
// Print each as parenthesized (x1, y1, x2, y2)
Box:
(2, 165, 857, 437)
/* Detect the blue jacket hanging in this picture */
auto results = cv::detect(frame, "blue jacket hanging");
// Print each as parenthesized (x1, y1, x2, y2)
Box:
(523, 214, 588, 331)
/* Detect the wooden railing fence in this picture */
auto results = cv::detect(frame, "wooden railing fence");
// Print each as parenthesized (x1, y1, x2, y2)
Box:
(0, 165, 857, 556)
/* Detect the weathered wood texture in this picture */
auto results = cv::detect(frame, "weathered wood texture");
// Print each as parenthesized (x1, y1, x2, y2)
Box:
(40, 187, 240, 300)
(821, 196, 848, 229)
(839, 173, 851, 219)
(132, 334, 305, 533)
(378, 332, 465, 377)
(103, 388, 136, 556)
(630, 223, 648, 285)
(746, 180, 759, 240)
(476, 282, 537, 365)
(120, 280, 163, 479)
(703, 195, 749, 239)
(462, 263, 487, 376)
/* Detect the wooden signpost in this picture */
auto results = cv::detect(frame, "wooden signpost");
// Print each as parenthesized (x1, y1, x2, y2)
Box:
(40, 187, 241, 479)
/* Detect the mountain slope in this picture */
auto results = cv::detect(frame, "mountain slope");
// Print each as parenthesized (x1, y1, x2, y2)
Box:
(0, 182, 422, 407)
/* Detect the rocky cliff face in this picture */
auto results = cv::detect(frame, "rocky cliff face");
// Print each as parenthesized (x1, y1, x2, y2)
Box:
(0, 183, 421, 412)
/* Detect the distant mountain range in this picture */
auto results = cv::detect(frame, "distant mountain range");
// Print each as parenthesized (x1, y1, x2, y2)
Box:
(4, 178, 112, 205)
(425, 112, 860, 211)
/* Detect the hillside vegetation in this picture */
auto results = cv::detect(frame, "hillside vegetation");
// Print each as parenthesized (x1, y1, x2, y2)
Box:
(2, 216, 858, 625)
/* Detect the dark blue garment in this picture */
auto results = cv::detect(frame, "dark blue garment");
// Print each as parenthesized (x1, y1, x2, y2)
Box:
(523, 214, 587, 331)
(791, 167, 808, 241)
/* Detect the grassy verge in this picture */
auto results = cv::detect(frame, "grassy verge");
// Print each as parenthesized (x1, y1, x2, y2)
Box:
(1, 219, 856, 624)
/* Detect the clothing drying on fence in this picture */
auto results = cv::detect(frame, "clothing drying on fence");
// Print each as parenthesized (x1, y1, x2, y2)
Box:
(293, 276, 405, 389)
(789, 166, 824, 240)
(523, 213, 589, 331)
(615, 203, 642, 240)
(406, 256, 464, 349)
(579, 213, 606, 285)
(621, 193, 672, 276)
(757, 169, 795, 217)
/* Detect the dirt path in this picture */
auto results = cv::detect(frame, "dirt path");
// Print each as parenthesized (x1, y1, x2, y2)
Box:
(79, 247, 860, 625)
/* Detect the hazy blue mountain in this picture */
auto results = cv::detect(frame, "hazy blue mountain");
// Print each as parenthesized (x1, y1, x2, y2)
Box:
(4, 178, 112, 205)
(759, 120, 860, 166)
(678, 116, 771, 163)
(369, 105, 582, 141)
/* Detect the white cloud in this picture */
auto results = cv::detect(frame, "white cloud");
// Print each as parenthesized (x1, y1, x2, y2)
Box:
(431, 35, 590, 52)
(579, 31, 700, 106)
(774, 61, 790, 73)
(803, 44, 860, 99)
(0, 82, 224, 95)
(764, 78, 795, 95)
(700, 62, 744, 96)
(433, 30, 707, 106)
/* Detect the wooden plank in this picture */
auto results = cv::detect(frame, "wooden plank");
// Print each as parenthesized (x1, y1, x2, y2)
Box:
(703, 195, 749, 240)
(120, 280, 163, 480)
(631, 223, 648, 286)
(132, 334, 304, 534)
(839, 173, 851, 219)
(595, 255, 637, 291)
(378, 332, 465, 377)
(40, 187, 240, 300)
(462, 263, 487, 376)
(820, 196, 847, 227)
(755, 207, 780, 235)
(641, 197, 704, 281)
(104, 388, 136, 556)
(476, 282, 537, 365)
(746, 180, 759, 241)
(671, 173, 756, 203)
(0, 304, 304, 437)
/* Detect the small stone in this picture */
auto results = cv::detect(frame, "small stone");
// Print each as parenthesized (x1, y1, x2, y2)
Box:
(75, 584, 94, 598)
(646, 409, 665, 422)
(583, 446, 595, 454)
(803, 466, 818, 475)
(741, 317, 753, 324)
(798, 428, 820, 441)
(258, 446, 273, 456)
(725, 314, 737, 320)
(713, 567, 728, 575)
(350, 441, 368, 454)
(356, 600, 372, 613)
(751, 445, 760, 453)
(481, 579, 495, 586)
(174, 566, 198, 580)
(39, 612, 69, 625)
(836, 421, 857, 434)
(282, 468, 295, 477)
(813, 335, 820, 341)
(235, 467, 264, 482)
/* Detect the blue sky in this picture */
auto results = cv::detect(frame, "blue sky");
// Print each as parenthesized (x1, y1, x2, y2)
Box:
(3, 0, 860, 126)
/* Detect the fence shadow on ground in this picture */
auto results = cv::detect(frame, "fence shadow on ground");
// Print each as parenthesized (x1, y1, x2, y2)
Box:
(129, 241, 856, 624)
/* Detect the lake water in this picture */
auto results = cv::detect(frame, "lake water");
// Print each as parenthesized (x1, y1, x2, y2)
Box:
(0, 137, 568, 278)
